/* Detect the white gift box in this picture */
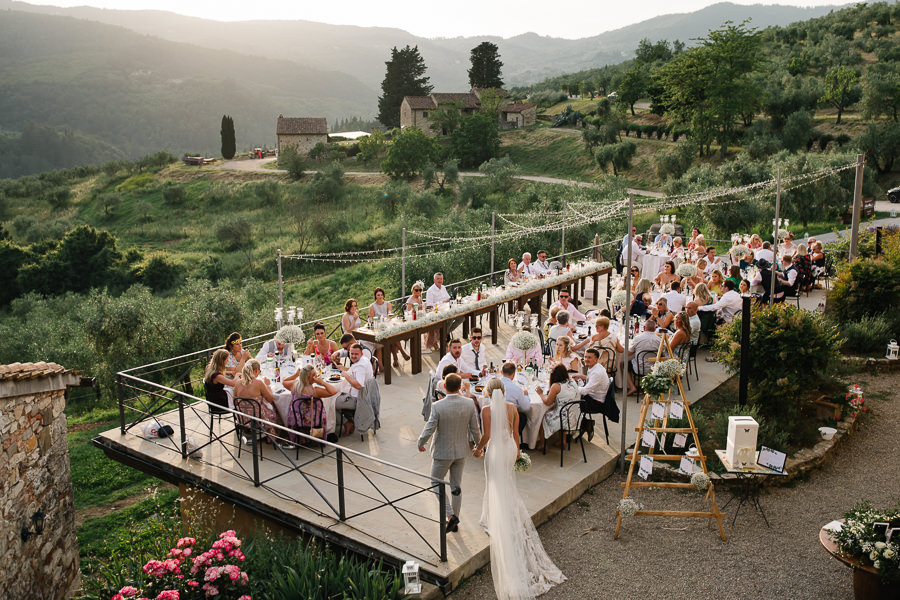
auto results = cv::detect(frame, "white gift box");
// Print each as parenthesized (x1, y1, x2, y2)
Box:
(726, 416, 758, 467)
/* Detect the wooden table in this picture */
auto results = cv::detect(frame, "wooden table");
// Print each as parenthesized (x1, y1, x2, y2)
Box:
(819, 522, 896, 600)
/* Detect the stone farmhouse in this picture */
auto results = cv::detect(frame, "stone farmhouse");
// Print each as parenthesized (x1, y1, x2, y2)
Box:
(276, 116, 328, 155)
(400, 88, 536, 136)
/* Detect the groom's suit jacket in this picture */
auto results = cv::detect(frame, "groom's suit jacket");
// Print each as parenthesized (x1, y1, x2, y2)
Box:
(417, 393, 480, 461)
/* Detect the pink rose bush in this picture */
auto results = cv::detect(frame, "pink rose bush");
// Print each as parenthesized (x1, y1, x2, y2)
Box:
(112, 531, 250, 600)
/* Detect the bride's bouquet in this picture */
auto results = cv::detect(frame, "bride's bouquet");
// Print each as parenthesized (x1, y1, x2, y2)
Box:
(514, 452, 532, 472)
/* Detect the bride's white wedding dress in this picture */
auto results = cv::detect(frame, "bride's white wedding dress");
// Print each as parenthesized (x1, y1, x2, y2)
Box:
(480, 389, 566, 600)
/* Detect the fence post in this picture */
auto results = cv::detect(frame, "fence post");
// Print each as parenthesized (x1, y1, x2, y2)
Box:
(277, 249, 283, 313)
(250, 421, 261, 487)
(178, 393, 187, 459)
(561, 198, 567, 261)
(336, 448, 346, 520)
(401, 228, 407, 301)
(117, 374, 126, 435)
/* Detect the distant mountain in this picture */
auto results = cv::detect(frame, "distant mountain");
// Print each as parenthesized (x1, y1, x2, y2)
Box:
(1, 1, 849, 89)
(0, 10, 375, 168)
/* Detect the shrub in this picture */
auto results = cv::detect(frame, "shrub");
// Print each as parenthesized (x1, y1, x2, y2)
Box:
(713, 303, 841, 424)
(138, 254, 184, 293)
(829, 258, 900, 323)
(162, 184, 186, 205)
(308, 141, 327, 161)
(278, 146, 307, 180)
(708, 403, 791, 454)
(116, 173, 155, 192)
(838, 314, 894, 355)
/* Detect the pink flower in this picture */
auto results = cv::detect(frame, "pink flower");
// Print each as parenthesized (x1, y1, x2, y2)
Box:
(154, 591, 179, 600)
(187, 581, 199, 588)
(119, 588, 139, 598)
(182, 548, 192, 557)
(112, 595, 125, 600)
(201, 582, 219, 597)
(238, 596, 251, 600)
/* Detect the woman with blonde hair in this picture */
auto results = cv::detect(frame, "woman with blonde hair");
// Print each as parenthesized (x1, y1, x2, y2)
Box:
(286, 365, 338, 444)
(553, 336, 581, 372)
(707, 269, 725, 296)
(670, 312, 692, 349)
(233, 359, 281, 440)
(204, 349, 239, 412)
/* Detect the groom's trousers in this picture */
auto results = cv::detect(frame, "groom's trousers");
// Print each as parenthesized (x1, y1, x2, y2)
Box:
(430, 457, 465, 518)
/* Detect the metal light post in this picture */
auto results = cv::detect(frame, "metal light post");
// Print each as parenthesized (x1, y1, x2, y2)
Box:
(619, 193, 634, 473)
(490, 212, 496, 285)
(738, 295, 751, 408)
(849, 153, 865, 261)
(770, 168, 781, 306)
(276, 249, 283, 312)
(401, 228, 407, 300)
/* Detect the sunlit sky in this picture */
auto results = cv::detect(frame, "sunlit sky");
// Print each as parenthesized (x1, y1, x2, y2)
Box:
(24, 0, 853, 39)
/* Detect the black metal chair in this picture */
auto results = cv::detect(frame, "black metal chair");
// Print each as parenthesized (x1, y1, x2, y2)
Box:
(234, 397, 268, 462)
(675, 343, 692, 391)
(289, 395, 326, 458)
(597, 346, 617, 379)
(204, 383, 232, 442)
(631, 349, 657, 399)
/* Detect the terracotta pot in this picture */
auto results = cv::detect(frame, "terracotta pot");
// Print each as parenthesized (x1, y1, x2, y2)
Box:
(853, 567, 899, 600)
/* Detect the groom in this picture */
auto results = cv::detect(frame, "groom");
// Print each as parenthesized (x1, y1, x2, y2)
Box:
(418, 373, 480, 533)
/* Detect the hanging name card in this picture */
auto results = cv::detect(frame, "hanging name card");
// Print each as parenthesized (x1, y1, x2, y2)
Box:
(642, 430, 656, 448)
(679, 456, 696, 475)
(673, 433, 687, 448)
(669, 401, 684, 419)
(638, 456, 654, 480)
(757, 446, 787, 473)
(651, 402, 666, 420)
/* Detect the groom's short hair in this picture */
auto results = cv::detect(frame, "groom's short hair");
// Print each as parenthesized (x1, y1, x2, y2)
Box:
(501, 362, 516, 377)
(444, 373, 462, 393)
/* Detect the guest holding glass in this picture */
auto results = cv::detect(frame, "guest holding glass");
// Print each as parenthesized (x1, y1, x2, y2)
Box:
(224, 332, 252, 378)
(651, 297, 675, 331)
(305, 322, 340, 364)
(504, 258, 521, 284)
(534, 364, 580, 450)
(341, 299, 362, 334)
(204, 349, 239, 411)
(654, 261, 680, 289)
(517, 252, 536, 278)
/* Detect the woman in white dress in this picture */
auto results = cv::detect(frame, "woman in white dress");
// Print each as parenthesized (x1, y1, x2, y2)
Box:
(473, 379, 566, 600)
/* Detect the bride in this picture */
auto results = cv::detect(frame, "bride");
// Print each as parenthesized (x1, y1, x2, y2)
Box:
(473, 379, 566, 599)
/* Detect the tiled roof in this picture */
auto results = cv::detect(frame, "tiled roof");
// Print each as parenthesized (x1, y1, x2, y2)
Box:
(276, 117, 328, 135)
(0, 362, 73, 381)
(501, 102, 536, 113)
(431, 93, 480, 109)
(403, 96, 437, 110)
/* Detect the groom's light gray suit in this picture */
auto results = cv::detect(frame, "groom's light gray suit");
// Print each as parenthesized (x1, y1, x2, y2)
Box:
(417, 393, 480, 518)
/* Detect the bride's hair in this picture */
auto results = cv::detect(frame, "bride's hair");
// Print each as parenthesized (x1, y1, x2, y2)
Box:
(484, 377, 505, 400)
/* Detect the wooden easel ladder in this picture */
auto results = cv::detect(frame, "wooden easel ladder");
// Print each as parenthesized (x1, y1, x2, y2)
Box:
(614, 332, 726, 541)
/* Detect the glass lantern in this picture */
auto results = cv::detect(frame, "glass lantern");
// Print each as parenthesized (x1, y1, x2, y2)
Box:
(402, 561, 421, 595)
(887, 339, 899, 360)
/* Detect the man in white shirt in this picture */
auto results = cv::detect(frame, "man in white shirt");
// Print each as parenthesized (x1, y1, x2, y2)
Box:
(621, 226, 637, 251)
(626, 321, 661, 394)
(517, 252, 535, 277)
(663, 281, 687, 313)
(685, 301, 702, 345)
(574, 348, 610, 405)
(254, 336, 293, 364)
(755, 241, 775, 265)
(703, 246, 721, 275)
(532, 250, 551, 275)
(777, 255, 798, 294)
(425, 272, 450, 308)
(698, 279, 743, 322)
(335, 344, 374, 435)
(622, 234, 646, 265)
(434, 339, 472, 383)
(550, 289, 586, 322)
(459, 328, 488, 377)
(334, 333, 372, 364)
(500, 362, 530, 439)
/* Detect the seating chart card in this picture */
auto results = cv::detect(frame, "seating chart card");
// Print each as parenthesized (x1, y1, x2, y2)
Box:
(669, 401, 684, 419)
(757, 446, 786, 473)
(651, 402, 666, 420)
(638, 456, 654, 480)
(673, 433, 687, 448)
(642, 430, 656, 448)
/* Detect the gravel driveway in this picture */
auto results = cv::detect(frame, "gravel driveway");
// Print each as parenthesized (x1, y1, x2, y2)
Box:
(450, 369, 899, 600)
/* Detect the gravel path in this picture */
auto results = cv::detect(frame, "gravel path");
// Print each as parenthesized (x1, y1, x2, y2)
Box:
(450, 370, 899, 600)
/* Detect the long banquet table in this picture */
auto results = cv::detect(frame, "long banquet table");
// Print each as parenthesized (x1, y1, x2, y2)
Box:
(353, 262, 614, 385)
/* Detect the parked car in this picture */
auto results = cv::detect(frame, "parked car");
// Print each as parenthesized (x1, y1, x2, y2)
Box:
(889, 185, 900, 203)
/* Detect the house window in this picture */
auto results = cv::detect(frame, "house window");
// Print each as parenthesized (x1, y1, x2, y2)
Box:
(422, 112, 428, 118)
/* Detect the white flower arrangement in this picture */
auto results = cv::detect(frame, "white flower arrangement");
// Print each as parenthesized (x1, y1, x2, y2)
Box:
(275, 324, 305, 345)
(730, 244, 752, 259)
(775, 228, 789, 240)
(618, 497, 641, 518)
(832, 503, 900, 582)
(611, 288, 628, 307)
(372, 262, 607, 342)
(514, 452, 532, 472)
(691, 471, 710, 491)
(675, 263, 697, 278)
(598, 261, 612, 269)
(652, 358, 686, 379)
(660, 223, 675, 235)
(511, 331, 538, 351)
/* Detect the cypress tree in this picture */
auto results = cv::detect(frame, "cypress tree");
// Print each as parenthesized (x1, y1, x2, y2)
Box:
(220, 115, 236, 159)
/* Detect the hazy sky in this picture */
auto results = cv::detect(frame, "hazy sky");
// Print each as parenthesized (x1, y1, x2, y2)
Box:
(25, 0, 852, 38)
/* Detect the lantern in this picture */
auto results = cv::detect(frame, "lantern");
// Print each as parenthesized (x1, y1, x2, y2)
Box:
(402, 560, 422, 595)
(887, 339, 899, 360)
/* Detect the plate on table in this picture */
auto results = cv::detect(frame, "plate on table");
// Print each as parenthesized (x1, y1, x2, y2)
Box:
(578, 334, 588, 340)
(474, 385, 485, 393)
(329, 374, 342, 382)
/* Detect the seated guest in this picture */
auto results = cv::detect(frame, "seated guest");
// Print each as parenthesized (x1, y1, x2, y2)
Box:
(687, 228, 702, 250)
(626, 321, 661, 395)
(739, 279, 751, 295)
(504, 258, 521, 284)
(505, 326, 543, 366)
(693, 283, 717, 340)
(406, 281, 426, 312)
(544, 305, 562, 338)
(255, 327, 295, 364)
(204, 349, 239, 411)
(305, 322, 340, 364)
(500, 361, 530, 439)
(810, 241, 826, 269)
(654, 231, 672, 246)
(460, 327, 489, 377)
(794, 245, 814, 292)
(341, 298, 362, 334)
(425, 272, 451, 352)
(534, 364, 580, 450)
(621, 226, 638, 253)
(334, 344, 374, 436)
(748, 234, 763, 250)
(550, 288, 586, 322)
(654, 261, 680, 288)
(517, 252, 536, 277)
(553, 336, 582, 372)
(756, 241, 775, 265)
(621, 231, 646, 264)
(233, 359, 281, 439)
(434, 339, 473, 383)
(726, 265, 742, 289)
(436, 364, 474, 400)
(752, 258, 784, 304)
(781, 233, 797, 257)
(685, 302, 702, 346)
(333, 333, 372, 364)
(777, 255, 799, 295)
(224, 332, 252, 377)
(708, 269, 725, 296)
(703, 247, 721, 275)
(369, 287, 409, 368)
(548, 310, 575, 341)
(651, 296, 675, 331)
(684, 260, 707, 291)
(670, 312, 692, 349)
(286, 365, 338, 444)
(572, 348, 610, 413)
(698, 279, 743, 322)
(629, 279, 653, 318)
(628, 265, 642, 289)
(663, 280, 687, 313)
(669, 237, 685, 259)
(532, 250, 551, 275)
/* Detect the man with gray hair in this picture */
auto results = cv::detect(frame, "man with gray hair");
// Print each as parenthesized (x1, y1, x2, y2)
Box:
(517, 252, 535, 277)
(685, 301, 701, 345)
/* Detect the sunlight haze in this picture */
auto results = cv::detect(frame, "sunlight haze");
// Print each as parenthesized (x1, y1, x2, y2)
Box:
(23, 0, 853, 38)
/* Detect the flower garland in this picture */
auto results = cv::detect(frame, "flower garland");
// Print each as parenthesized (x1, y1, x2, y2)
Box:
(371, 262, 608, 342)
(275, 324, 305, 345)
(511, 330, 539, 351)
(675, 263, 697, 278)
(598, 261, 612, 269)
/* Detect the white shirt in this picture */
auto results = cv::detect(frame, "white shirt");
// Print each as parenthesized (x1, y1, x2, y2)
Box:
(703, 257, 721, 275)
(548, 324, 572, 341)
(689, 314, 701, 345)
(532, 259, 551, 275)
(434, 352, 462, 382)
(345, 357, 373, 398)
(425, 283, 450, 308)
(254, 339, 294, 363)
(550, 300, 586, 322)
(782, 265, 798, 286)
(517, 261, 535, 277)
(662, 290, 686, 313)
(756, 248, 775, 264)
(698, 290, 743, 322)
(580, 363, 610, 401)
(459, 342, 486, 374)
(622, 239, 646, 261)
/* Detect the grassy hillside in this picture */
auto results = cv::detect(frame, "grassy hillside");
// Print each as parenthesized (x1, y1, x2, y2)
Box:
(0, 10, 374, 176)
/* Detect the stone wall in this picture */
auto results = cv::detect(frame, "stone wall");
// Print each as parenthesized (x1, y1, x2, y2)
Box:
(277, 133, 327, 156)
(1, 370, 80, 599)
